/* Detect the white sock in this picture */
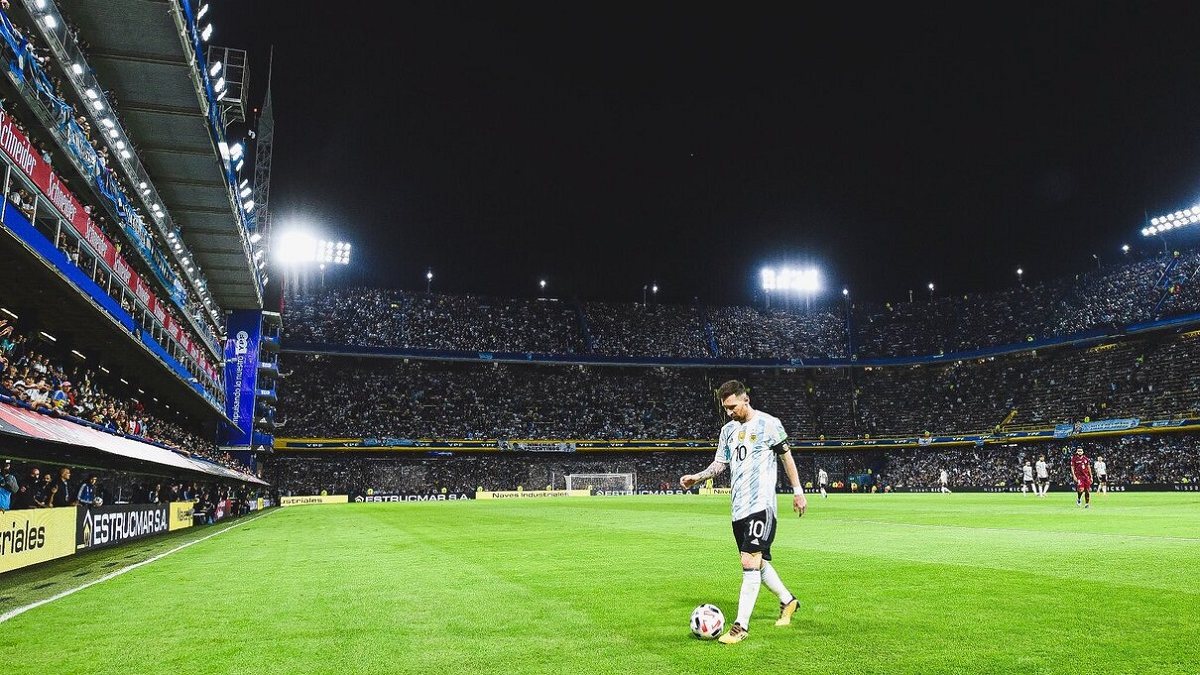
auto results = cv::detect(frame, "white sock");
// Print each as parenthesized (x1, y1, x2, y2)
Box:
(760, 562, 793, 604)
(735, 568, 762, 628)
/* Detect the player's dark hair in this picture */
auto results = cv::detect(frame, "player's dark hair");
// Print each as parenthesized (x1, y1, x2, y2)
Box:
(715, 380, 747, 401)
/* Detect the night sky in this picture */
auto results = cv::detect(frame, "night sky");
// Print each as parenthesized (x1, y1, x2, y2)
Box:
(213, 2, 1200, 307)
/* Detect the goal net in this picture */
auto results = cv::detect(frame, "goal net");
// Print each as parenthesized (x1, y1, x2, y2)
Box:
(566, 473, 635, 495)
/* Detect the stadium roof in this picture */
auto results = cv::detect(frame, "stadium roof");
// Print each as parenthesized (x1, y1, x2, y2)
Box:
(57, 0, 262, 310)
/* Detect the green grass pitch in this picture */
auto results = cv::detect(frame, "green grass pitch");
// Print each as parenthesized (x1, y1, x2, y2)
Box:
(3, 492, 1199, 674)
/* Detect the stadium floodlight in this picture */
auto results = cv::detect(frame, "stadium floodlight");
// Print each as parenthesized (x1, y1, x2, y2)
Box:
(138, 181, 147, 189)
(108, 129, 119, 139)
(761, 266, 822, 293)
(928, 282, 935, 291)
(91, 100, 104, 112)
(120, 150, 131, 159)
(1016, 268, 1023, 276)
(209, 60, 222, 77)
(100, 118, 114, 129)
(71, 63, 83, 75)
(240, 186, 252, 198)
(540, 279, 547, 290)
(234, 158, 244, 172)
(201, 23, 213, 42)
(249, 232, 262, 244)
(276, 231, 352, 266)
(85, 88, 99, 100)
(198, 3, 210, 19)
(1145, 204, 1200, 236)
(842, 287, 849, 297)
(243, 200, 255, 212)
(42, 14, 57, 29)
(215, 77, 227, 93)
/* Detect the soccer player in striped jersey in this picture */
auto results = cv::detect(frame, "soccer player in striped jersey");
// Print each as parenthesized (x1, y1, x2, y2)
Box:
(680, 380, 807, 645)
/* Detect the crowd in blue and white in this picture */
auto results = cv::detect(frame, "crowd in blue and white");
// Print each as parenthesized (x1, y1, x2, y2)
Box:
(0, 318, 248, 473)
(280, 329, 1200, 442)
(284, 249, 1200, 360)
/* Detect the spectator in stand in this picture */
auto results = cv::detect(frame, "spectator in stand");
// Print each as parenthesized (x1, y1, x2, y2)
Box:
(33, 471, 53, 508)
(0, 459, 14, 510)
(76, 473, 98, 506)
(51, 466, 74, 507)
(10, 466, 38, 509)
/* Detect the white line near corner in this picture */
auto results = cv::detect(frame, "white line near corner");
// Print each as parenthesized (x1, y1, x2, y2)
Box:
(0, 509, 275, 625)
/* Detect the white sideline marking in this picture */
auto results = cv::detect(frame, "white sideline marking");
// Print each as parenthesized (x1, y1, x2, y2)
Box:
(0, 509, 274, 624)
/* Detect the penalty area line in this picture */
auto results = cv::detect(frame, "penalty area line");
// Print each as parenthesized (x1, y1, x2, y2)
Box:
(0, 509, 275, 624)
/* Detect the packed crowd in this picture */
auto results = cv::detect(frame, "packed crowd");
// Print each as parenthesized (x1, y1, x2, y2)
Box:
(710, 306, 849, 359)
(264, 431, 1200, 496)
(282, 250, 1200, 360)
(285, 288, 584, 354)
(280, 328, 1200, 441)
(0, 320, 248, 473)
(282, 354, 719, 440)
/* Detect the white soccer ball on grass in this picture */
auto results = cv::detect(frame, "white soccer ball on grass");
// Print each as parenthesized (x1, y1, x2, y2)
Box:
(690, 603, 724, 640)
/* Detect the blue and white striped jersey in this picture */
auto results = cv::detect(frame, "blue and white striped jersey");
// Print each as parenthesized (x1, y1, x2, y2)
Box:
(716, 411, 787, 521)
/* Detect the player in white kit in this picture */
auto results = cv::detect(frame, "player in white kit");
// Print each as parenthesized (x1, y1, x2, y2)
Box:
(818, 468, 829, 498)
(1035, 455, 1050, 497)
(939, 469, 951, 493)
(1094, 456, 1108, 495)
(1022, 461, 1034, 494)
(681, 380, 806, 645)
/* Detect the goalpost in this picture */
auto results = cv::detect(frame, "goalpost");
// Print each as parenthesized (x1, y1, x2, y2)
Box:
(565, 473, 636, 495)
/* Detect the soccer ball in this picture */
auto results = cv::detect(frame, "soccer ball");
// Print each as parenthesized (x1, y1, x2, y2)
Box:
(690, 604, 724, 640)
(93, 497, 103, 507)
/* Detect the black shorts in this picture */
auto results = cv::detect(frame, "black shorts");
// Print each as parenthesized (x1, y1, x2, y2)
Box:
(1023, 479, 1033, 484)
(1097, 475, 1107, 483)
(732, 510, 777, 561)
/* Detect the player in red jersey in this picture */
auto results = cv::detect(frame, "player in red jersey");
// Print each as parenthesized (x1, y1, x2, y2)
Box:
(1070, 447, 1093, 508)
